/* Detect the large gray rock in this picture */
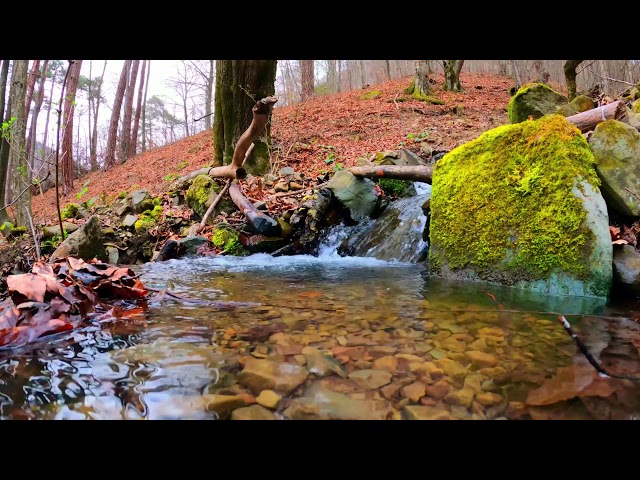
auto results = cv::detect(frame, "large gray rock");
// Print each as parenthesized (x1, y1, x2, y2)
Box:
(327, 170, 382, 222)
(42, 222, 79, 239)
(131, 190, 151, 213)
(50, 216, 106, 262)
(508, 83, 568, 123)
(176, 236, 210, 256)
(589, 120, 640, 216)
(556, 95, 595, 117)
(613, 245, 640, 293)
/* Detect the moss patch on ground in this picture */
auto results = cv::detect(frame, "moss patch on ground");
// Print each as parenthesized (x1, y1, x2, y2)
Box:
(212, 225, 246, 256)
(429, 114, 600, 282)
(134, 205, 163, 234)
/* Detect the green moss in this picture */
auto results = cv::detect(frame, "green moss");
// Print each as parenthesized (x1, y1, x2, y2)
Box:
(508, 83, 567, 123)
(557, 95, 594, 117)
(61, 203, 80, 219)
(404, 78, 416, 95)
(117, 191, 127, 200)
(429, 114, 600, 281)
(411, 90, 445, 104)
(186, 175, 220, 217)
(212, 225, 246, 256)
(632, 100, 640, 114)
(176, 161, 189, 171)
(360, 90, 381, 100)
(10, 226, 27, 236)
(379, 178, 409, 197)
(134, 205, 163, 234)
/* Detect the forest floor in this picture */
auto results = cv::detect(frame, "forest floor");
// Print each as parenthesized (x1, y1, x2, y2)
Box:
(32, 72, 513, 224)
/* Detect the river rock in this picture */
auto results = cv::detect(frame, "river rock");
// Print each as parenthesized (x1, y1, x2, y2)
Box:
(434, 359, 467, 382)
(589, 120, 640, 216)
(444, 388, 475, 408)
(204, 393, 255, 419)
(465, 351, 499, 368)
(475, 392, 504, 407)
(613, 245, 640, 293)
(283, 384, 387, 420)
(302, 346, 347, 378)
(507, 83, 568, 123)
(176, 236, 210, 256)
(402, 405, 454, 420)
(42, 222, 79, 238)
(114, 201, 131, 217)
(122, 214, 139, 228)
(256, 390, 281, 410)
(50, 216, 106, 262)
(278, 167, 295, 176)
(327, 170, 382, 222)
(373, 149, 428, 167)
(237, 358, 309, 395)
(429, 115, 612, 298)
(131, 190, 150, 213)
(556, 95, 595, 117)
(231, 404, 277, 420)
(347, 369, 392, 389)
(401, 382, 427, 402)
(106, 246, 119, 265)
(425, 379, 451, 399)
(372, 355, 398, 372)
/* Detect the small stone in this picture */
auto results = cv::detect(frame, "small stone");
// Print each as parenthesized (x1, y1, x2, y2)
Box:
(463, 374, 485, 394)
(475, 392, 504, 407)
(403, 405, 454, 420)
(429, 349, 448, 360)
(204, 394, 255, 420)
(478, 366, 506, 378)
(425, 380, 451, 400)
(468, 337, 488, 351)
(372, 355, 398, 372)
(380, 378, 413, 399)
(394, 398, 411, 409)
(348, 369, 392, 390)
(106, 246, 119, 265)
(434, 359, 467, 382)
(465, 350, 499, 368)
(43, 222, 79, 238)
(302, 346, 347, 378)
(444, 388, 475, 408)
(231, 404, 277, 420)
(237, 358, 309, 395)
(477, 327, 505, 338)
(336, 336, 348, 346)
(293, 355, 306, 366)
(283, 384, 387, 420)
(450, 405, 471, 420)
(289, 182, 304, 191)
(371, 330, 391, 342)
(278, 167, 295, 176)
(256, 390, 281, 410)
(252, 345, 270, 358)
(122, 214, 139, 228)
(401, 382, 427, 403)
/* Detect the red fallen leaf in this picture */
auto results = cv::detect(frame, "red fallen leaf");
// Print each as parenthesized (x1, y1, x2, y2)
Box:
(484, 291, 497, 302)
(609, 226, 621, 239)
(7, 274, 47, 303)
(526, 364, 616, 406)
(0, 298, 20, 330)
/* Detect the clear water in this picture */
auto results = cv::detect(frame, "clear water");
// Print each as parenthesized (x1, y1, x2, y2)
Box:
(1, 252, 640, 420)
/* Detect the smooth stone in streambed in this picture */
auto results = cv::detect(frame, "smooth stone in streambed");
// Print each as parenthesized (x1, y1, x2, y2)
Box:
(434, 359, 467, 382)
(444, 388, 476, 408)
(348, 369, 392, 390)
(283, 384, 387, 420)
(372, 355, 398, 372)
(475, 392, 504, 407)
(237, 358, 309, 395)
(425, 380, 451, 400)
(302, 346, 347, 378)
(402, 405, 454, 420)
(204, 394, 255, 420)
(231, 404, 277, 420)
(256, 390, 281, 410)
(465, 350, 499, 368)
(401, 382, 427, 403)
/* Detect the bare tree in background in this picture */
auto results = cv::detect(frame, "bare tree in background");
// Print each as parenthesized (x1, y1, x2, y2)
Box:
(130, 59, 146, 158)
(564, 60, 583, 102)
(141, 60, 151, 152)
(61, 60, 82, 195)
(0, 60, 11, 228)
(26, 60, 48, 165)
(89, 60, 107, 170)
(443, 60, 464, 91)
(42, 60, 64, 162)
(300, 60, 314, 100)
(167, 61, 199, 138)
(24, 60, 40, 119)
(8, 60, 30, 226)
(121, 60, 140, 162)
(104, 60, 131, 169)
(405, 60, 432, 98)
(327, 60, 338, 92)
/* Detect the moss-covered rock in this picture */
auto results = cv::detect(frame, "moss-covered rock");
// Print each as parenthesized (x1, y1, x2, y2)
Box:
(50, 216, 106, 262)
(360, 90, 381, 100)
(212, 225, 247, 256)
(379, 178, 411, 197)
(131, 190, 151, 214)
(186, 175, 236, 222)
(429, 115, 612, 298)
(508, 83, 568, 123)
(589, 120, 640, 216)
(632, 99, 640, 114)
(61, 203, 80, 219)
(134, 205, 163, 234)
(556, 95, 594, 117)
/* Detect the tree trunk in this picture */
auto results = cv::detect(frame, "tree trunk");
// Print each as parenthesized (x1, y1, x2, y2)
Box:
(0, 60, 11, 227)
(564, 60, 583, 102)
(359, 60, 367, 88)
(26, 60, 48, 170)
(205, 60, 214, 130)
(327, 60, 337, 92)
(443, 60, 464, 92)
(498, 60, 508, 77)
(337, 60, 342, 92)
(565, 100, 625, 133)
(510, 60, 523, 88)
(213, 60, 277, 176)
(300, 60, 314, 101)
(104, 60, 130, 169)
(349, 164, 433, 183)
(141, 60, 150, 152)
(24, 60, 40, 120)
(9, 60, 30, 226)
(61, 60, 82, 195)
(406, 60, 432, 99)
(90, 60, 107, 171)
(182, 95, 189, 137)
(385, 60, 391, 80)
(121, 60, 139, 162)
(130, 59, 146, 158)
(42, 65, 58, 163)
(533, 60, 550, 84)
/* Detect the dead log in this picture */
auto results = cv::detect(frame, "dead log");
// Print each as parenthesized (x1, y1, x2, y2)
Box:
(172, 167, 211, 191)
(565, 100, 625, 133)
(208, 96, 278, 179)
(229, 182, 280, 236)
(349, 165, 434, 183)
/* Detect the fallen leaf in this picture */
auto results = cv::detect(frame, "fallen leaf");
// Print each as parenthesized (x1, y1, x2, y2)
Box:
(7, 274, 47, 303)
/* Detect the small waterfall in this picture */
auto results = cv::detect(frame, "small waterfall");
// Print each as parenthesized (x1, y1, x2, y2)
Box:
(318, 185, 431, 263)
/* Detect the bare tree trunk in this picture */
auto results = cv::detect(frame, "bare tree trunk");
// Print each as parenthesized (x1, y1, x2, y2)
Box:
(61, 60, 82, 195)
(121, 59, 139, 162)
(130, 59, 146, 158)
(9, 60, 30, 226)
(511, 60, 523, 88)
(182, 94, 189, 137)
(0, 60, 11, 227)
(443, 60, 464, 92)
(141, 60, 150, 152)
(337, 60, 342, 92)
(300, 60, 314, 101)
(90, 60, 107, 170)
(327, 60, 337, 92)
(24, 60, 40, 119)
(26, 60, 48, 171)
(104, 60, 130, 169)
(42, 65, 58, 164)
(205, 60, 214, 130)
(406, 60, 433, 99)
(498, 61, 508, 77)
(563, 60, 583, 102)
(533, 60, 550, 84)
(385, 60, 391, 80)
(359, 60, 367, 87)
(599, 60, 610, 96)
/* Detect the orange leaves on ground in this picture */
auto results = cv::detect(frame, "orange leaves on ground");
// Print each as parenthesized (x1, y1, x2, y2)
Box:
(7, 274, 47, 303)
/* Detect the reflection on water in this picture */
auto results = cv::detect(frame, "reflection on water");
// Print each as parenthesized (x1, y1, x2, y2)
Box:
(1, 254, 640, 420)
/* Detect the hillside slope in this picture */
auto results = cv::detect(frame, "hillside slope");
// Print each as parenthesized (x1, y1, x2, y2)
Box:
(33, 72, 511, 223)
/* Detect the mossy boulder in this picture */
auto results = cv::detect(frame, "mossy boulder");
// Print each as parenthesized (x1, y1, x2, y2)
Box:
(61, 203, 81, 219)
(134, 205, 163, 234)
(632, 100, 640, 114)
(186, 175, 236, 222)
(42, 222, 79, 239)
(589, 120, 640, 217)
(508, 83, 568, 123)
(327, 171, 384, 222)
(429, 115, 612, 298)
(556, 95, 594, 117)
(50, 216, 106, 262)
(212, 225, 247, 256)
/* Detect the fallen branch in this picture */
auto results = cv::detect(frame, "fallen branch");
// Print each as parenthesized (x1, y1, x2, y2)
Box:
(229, 182, 280, 235)
(625, 187, 640, 202)
(349, 165, 434, 183)
(207, 96, 278, 180)
(172, 167, 211, 191)
(566, 100, 625, 133)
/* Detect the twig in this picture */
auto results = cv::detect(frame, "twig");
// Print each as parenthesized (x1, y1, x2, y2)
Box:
(557, 316, 640, 381)
(576, 60, 597, 75)
(588, 70, 635, 87)
(25, 209, 41, 261)
(194, 111, 215, 122)
(0, 171, 50, 212)
(625, 187, 640, 202)
(393, 91, 400, 110)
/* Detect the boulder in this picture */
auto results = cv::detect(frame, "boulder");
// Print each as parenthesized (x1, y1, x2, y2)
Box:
(131, 190, 151, 213)
(42, 222, 79, 239)
(589, 120, 640, 216)
(507, 83, 568, 123)
(50, 216, 106, 262)
(185, 175, 236, 221)
(176, 236, 210, 256)
(556, 95, 595, 117)
(237, 358, 309, 395)
(613, 245, 640, 293)
(373, 149, 427, 167)
(429, 115, 612, 298)
(121, 214, 139, 228)
(327, 170, 383, 222)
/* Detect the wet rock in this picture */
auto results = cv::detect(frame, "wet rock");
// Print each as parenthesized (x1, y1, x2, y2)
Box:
(278, 167, 295, 176)
(302, 346, 347, 378)
(475, 392, 504, 407)
(289, 182, 304, 191)
(345, 334, 376, 346)
(283, 384, 387, 420)
(204, 393, 255, 419)
(477, 327, 505, 338)
(50, 216, 106, 262)
(42, 222, 79, 238)
(424, 379, 451, 400)
(381, 378, 413, 399)
(237, 358, 309, 395)
(402, 382, 427, 402)
(463, 374, 485, 394)
(327, 170, 382, 222)
(253, 201, 267, 211)
(465, 350, 499, 368)
(556, 95, 594, 117)
(437, 337, 466, 353)
(508, 83, 567, 123)
(122, 214, 139, 228)
(506, 401, 529, 419)
(402, 405, 454, 420)
(468, 337, 488, 351)
(231, 404, 277, 420)
(131, 190, 151, 213)
(274, 181, 289, 193)
(444, 388, 475, 408)
(256, 390, 281, 410)
(348, 369, 392, 390)
(372, 355, 398, 372)
(613, 244, 640, 293)
(450, 405, 471, 420)
(106, 246, 119, 265)
(434, 359, 467, 382)
(114, 201, 131, 217)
